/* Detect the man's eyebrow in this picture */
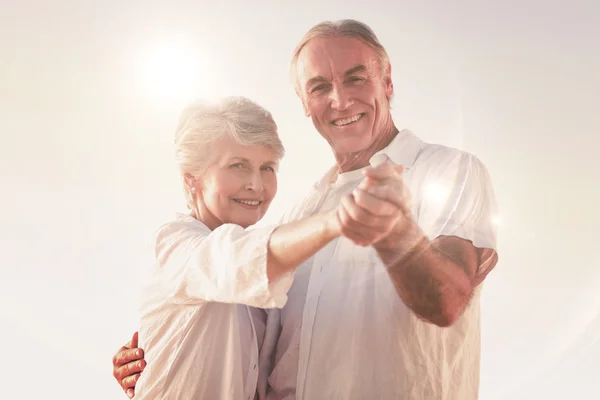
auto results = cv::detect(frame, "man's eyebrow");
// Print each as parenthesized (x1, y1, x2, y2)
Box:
(305, 65, 368, 91)
(306, 65, 368, 88)
(345, 64, 367, 76)
(306, 75, 328, 88)
(228, 156, 250, 163)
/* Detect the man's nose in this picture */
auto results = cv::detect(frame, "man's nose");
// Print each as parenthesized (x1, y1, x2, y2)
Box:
(329, 84, 353, 111)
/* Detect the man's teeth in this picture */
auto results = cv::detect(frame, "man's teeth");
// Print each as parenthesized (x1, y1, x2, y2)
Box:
(234, 199, 260, 206)
(333, 114, 363, 126)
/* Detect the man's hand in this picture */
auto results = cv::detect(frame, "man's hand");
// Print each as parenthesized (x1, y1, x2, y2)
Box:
(337, 162, 412, 246)
(360, 162, 412, 215)
(112, 332, 146, 398)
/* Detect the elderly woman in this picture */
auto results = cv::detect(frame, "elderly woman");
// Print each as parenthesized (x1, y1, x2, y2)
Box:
(133, 96, 345, 400)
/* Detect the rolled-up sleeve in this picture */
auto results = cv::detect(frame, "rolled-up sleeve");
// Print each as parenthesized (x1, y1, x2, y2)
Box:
(417, 151, 499, 277)
(154, 219, 294, 309)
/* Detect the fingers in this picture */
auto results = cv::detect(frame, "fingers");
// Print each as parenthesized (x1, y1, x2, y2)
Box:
(338, 194, 399, 246)
(338, 162, 413, 247)
(352, 188, 398, 217)
(113, 346, 145, 369)
(130, 331, 138, 349)
(115, 331, 138, 367)
(361, 183, 412, 215)
(114, 355, 146, 378)
(113, 345, 146, 396)
(358, 163, 412, 216)
(393, 164, 405, 176)
(112, 346, 127, 369)
(363, 162, 404, 181)
(114, 360, 146, 398)
(341, 193, 396, 228)
(113, 332, 145, 397)
(122, 371, 142, 394)
(337, 202, 376, 247)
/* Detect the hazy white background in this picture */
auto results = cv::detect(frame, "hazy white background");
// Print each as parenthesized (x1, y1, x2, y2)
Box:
(1, 0, 599, 399)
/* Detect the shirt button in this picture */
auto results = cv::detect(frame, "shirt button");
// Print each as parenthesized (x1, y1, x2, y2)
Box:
(253, 364, 257, 370)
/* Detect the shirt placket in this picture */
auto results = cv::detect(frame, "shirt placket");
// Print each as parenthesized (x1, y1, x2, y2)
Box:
(245, 306, 259, 400)
(295, 234, 338, 399)
(293, 181, 337, 400)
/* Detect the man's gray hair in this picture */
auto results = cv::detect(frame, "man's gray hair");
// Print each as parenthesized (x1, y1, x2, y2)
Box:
(290, 19, 391, 92)
(174, 96, 285, 209)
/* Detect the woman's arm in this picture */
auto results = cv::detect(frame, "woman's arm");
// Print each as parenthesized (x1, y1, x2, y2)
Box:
(266, 210, 339, 282)
(153, 211, 339, 308)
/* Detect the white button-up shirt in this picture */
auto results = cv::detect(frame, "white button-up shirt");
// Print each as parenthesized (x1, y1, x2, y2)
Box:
(135, 214, 294, 400)
(259, 130, 499, 400)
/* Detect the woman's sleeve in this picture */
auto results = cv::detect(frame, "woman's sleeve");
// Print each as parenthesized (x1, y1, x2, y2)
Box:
(154, 220, 294, 308)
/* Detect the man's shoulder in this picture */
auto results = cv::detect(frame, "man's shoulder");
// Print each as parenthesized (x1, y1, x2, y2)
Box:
(417, 141, 470, 162)
(413, 141, 488, 174)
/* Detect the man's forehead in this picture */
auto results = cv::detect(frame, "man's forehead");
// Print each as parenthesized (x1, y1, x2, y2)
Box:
(296, 36, 379, 81)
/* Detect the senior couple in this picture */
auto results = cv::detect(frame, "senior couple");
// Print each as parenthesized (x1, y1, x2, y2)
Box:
(111, 19, 500, 400)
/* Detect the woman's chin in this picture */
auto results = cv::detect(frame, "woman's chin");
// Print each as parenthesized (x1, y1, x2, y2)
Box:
(238, 221, 259, 228)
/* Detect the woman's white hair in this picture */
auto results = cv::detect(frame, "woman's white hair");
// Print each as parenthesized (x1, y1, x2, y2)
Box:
(290, 19, 391, 93)
(174, 96, 284, 210)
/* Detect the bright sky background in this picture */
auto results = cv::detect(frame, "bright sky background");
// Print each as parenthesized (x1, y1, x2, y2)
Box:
(1, 1, 599, 399)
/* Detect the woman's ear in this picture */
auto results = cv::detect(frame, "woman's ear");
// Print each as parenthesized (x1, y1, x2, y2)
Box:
(184, 173, 197, 192)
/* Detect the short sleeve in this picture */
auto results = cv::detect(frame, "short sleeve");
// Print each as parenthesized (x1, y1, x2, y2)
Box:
(416, 151, 499, 251)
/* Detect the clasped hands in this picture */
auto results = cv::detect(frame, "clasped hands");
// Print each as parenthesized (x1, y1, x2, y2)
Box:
(332, 162, 413, 248)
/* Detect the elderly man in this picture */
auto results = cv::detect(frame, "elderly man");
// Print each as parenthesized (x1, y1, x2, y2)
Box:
(113, 19, 499, 400)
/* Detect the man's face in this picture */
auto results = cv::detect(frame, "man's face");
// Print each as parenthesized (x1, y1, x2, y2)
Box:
(296, 36, 394, 155)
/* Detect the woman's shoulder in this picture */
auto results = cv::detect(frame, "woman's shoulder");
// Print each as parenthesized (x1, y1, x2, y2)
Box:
(154, 213, 211, 244)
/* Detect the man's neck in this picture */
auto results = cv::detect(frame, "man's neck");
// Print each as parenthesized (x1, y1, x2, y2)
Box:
(335, 124, 399, 173)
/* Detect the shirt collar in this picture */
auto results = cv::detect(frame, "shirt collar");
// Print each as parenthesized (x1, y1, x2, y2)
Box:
(314, 129, 424, 187)
(369, 129, 423, 169)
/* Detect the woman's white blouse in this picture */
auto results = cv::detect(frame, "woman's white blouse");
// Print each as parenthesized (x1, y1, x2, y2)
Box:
(135, 213, 294, 400)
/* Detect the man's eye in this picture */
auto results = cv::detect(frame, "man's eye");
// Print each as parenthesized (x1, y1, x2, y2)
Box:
(231, 163, 245, 169)
(310, 84, 326, 93)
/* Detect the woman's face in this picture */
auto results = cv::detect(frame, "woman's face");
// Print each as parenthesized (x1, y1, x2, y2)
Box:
(192, 137, 279, 229)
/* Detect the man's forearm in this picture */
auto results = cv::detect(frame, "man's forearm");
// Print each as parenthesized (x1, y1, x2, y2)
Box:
(375, 222, 477, 327)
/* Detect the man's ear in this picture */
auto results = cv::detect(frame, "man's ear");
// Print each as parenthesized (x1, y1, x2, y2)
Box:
(383, 62, 394, 99)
